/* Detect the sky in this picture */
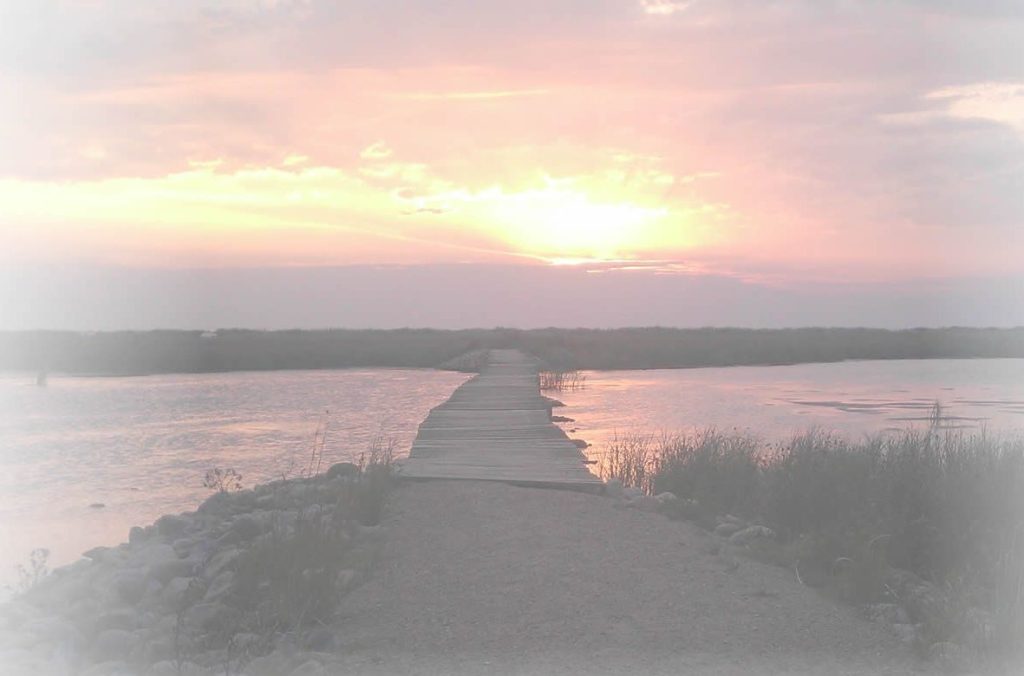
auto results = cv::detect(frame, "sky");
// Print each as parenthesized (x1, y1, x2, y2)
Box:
(1, 0, 1022, 329)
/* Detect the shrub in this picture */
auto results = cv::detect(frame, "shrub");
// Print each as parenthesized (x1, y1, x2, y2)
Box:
(653, 430, 764, 519)
(643, 422, 1024, 661)
(203, 468, 243, 493)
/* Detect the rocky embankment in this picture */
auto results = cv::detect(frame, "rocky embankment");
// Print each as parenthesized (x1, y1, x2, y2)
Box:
(0, 463, 388, 676)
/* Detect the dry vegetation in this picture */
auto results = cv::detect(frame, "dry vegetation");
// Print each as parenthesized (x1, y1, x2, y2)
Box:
(599, 416, 1024, 665)
(538, 369, 587, 392)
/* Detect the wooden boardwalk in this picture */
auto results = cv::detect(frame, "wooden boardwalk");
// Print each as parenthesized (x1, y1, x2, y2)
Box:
(399, 349, 602, 488)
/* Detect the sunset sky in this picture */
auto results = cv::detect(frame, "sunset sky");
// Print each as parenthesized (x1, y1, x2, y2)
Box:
(1, 1, 1022, 329)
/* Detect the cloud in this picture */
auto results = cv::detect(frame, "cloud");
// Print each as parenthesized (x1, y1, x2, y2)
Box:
(397, 89, 549, 101)
(928, 82, 1024, 136)
(360, 142, 393, 160)
(0, 1, 1022, 283)
(640, 1, 692, 16)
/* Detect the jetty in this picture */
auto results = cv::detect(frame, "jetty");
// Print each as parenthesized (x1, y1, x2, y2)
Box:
(399, 349, 602, 488)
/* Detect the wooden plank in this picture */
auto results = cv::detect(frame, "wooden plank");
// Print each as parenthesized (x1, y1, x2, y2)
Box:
(398, 349, 601, 487)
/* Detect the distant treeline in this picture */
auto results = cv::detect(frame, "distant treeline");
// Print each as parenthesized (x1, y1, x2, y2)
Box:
(2, 327, 1024, 375)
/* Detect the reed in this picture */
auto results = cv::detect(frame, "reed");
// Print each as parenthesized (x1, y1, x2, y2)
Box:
(627, 419, 1024, 662)
(539, 370, 587, 392)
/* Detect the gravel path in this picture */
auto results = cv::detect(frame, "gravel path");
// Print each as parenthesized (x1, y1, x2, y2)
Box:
(331, 481, 924, 675)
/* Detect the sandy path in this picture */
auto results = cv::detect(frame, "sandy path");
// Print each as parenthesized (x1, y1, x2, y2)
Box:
(331, 481, 923, 675)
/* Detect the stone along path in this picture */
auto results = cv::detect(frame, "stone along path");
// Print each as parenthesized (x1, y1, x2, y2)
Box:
(399, 350, 602, 488)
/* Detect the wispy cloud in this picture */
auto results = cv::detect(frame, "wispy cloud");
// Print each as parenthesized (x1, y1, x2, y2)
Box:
(360, 142, 393, 160)
(640, 0, 693, 16)
(928, 82, 1024, 136)
(397, 89, 549, 101)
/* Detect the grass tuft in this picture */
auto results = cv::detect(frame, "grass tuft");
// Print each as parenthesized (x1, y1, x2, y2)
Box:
(623, 419, 1024, 663)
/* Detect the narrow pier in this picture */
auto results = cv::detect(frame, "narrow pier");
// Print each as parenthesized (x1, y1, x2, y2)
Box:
(399, 349, 602, 488)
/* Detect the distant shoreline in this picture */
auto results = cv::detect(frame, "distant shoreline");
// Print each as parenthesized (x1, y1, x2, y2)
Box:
(4, 355, 1024, 382)
(3, 326, 1023, 377)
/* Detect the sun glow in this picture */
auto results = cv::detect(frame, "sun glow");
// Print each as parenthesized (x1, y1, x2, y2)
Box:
(488, 188, 668, 261)
(0, 150, 717, 267)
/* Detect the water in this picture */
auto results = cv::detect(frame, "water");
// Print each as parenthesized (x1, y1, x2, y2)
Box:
(0, 368, 470, 589)
(553, 359, 1024, 461)
(2, 358, 1022, 590)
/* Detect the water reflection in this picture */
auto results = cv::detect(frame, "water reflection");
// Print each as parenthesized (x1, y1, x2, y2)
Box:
(0, 368, 470, 587)
(553, 359, 1024, 461)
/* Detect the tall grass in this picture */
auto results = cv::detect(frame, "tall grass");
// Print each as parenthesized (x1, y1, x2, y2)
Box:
(603, 421, 1024, 661)
(539, 369, 587, 392)
(600, 432, 657, 493)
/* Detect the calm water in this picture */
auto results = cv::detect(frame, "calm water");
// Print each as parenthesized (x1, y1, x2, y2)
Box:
(2, 359, 1023, 590)
(553, 359, 1024, 464)
(0, 369, 470, 588)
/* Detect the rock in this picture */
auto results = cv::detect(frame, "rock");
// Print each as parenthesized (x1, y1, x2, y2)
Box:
(326, 462, 359, 479)
(903, 581, 949, 627)
(94, 609, 140, 632)
(183, 601, 232, 633)
(148, 661, 181, 676)
(161, 576, 197, 610)
(172, 537, 198, 558)
(83, 546, 113, 562)
(148, 660, 204, 676)
(962, 607, 996, 649)
(155, 514, 190, 539)
(288, 660, 326, 676)
(714, 523, 743, 537)
(203, 570, 235, 602)
(93, 628, 138, 661)
(255, 493, 278, 508)
(81, 660, 131, 676)
(570, 439, 589, 449)
(134, 543, 177, 567)
(202, 547, 241, 580)
(356, 524, 384, 540)
(149, 558, 196, 584)
(866, 603, 909, 626)
(623, 486, 643, 500)
(304, 626, 337, 651)
(231, 514, 263, 540)
(0, 601, 42, 627)
(232, 489, 257, 510)
(140, 636, 175, 664)
(287, 484, 311, 502)
(626, 496, 660, 512)
(89, 503, 106, 509)
(301, 504, 329, 522)
(722, 514, 746, 526)
(891, 623, 918, 646)
(603, 478, 625, 499)
(128, 526, 147, 545)
(728, 526, 775, 545)
(654, 491, 678, 505)
(246, 651, 292, 676)
(197, 490, 231, 515)
(231, 631, 263, 653)
(23, 617, 84, 649)
(928, 641, 970, 673)
(335, 569, 358, 592)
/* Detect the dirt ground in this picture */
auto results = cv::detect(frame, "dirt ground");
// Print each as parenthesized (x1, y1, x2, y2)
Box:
(331, 480, 926, 675)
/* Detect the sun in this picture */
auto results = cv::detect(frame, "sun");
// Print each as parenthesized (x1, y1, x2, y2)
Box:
(485, 186, 668, 262)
